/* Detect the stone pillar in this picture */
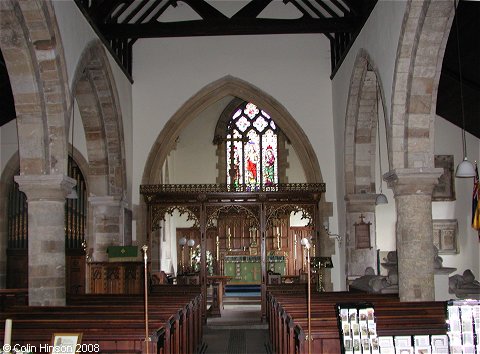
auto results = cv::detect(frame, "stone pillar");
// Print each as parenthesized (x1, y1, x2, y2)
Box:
(385, 168, 443, 301)
(14, 174, 76, 306)
(89, 196, 126, 262)
(345, 194, 377, 281)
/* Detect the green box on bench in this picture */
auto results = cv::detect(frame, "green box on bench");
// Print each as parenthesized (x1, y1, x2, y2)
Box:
(106, 246, 140, 262)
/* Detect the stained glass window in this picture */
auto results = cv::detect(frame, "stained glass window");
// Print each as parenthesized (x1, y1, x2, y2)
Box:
(226, 102, 278, 189)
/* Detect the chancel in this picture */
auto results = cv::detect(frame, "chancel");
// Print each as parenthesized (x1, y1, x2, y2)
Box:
(1, 1, 479, 353)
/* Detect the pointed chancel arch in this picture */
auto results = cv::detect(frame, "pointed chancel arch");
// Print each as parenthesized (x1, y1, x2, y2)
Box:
(142, 75, 322, 185)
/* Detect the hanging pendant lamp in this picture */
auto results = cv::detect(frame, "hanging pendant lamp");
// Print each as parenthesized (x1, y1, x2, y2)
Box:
(453, 0, 475, 178)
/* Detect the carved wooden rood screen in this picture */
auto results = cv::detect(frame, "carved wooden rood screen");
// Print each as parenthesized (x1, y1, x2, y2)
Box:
(140, 183, 325, 319)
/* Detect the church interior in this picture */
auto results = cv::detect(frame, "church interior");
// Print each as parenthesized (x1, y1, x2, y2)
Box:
(1, 0, 479, 353)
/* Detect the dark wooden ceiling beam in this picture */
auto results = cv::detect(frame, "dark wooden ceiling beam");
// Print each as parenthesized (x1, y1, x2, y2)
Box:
(231, 0, 274, 19)
(340, 0, 360, 15)
(99, 17, 358, 38)
(289, 0, 334, 40)
(120, 0, 150, 23)
(133, 0, 164, 24)
(110, 0, 136, 23)
(309, 0, 340, 18)
(181, 0, 229, 20)
(328, 0, 351, 16)
(90, 0, 128, 22)
(145, 0, 177, 24)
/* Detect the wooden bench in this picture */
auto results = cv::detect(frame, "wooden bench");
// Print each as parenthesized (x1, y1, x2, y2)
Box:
(1, 289, 203, 354)
(0, 288, 28, 311)
(266, 289, 448, 354)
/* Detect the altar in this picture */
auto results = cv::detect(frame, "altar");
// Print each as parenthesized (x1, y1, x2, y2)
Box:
(223, 255, 285, 284)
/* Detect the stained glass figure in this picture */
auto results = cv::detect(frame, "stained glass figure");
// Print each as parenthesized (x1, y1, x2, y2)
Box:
(245, 131, 260, 186)
(226, 102, 278, 189)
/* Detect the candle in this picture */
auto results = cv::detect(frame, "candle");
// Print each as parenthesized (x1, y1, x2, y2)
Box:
(4, 318, 12, 347)
(294, 234, 297, 259)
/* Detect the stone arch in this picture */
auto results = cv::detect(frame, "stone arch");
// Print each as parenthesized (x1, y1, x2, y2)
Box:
(344, 50, 388, 196)
(384, 1, 454, 301)
(344, 50, 388, 281)
(0, 0, 70, 175)
(142, 75, 323, 185)
(390, 1, 454, 170)
(71, 41, 128, 262)
(72, 40, 127, 198)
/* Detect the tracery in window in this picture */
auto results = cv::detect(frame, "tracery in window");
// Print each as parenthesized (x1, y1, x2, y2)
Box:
(226, 102, 278, 189)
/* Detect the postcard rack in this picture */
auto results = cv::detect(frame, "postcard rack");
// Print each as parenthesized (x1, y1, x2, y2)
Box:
(447, 299, 480, 354)
(336, 302, 379, 354)
(335, 303, 450, 354)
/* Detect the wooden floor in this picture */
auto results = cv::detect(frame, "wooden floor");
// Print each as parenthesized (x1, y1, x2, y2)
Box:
(202, 303, 271, 354)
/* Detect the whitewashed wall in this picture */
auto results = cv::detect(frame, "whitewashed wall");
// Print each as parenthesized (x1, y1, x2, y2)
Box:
(433, 116, 480, 277)
(53, 1, 133, 206)
(132, 33, 335, 210)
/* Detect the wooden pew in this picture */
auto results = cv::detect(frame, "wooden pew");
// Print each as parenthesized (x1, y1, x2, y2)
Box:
(0, 288, 28, 311)
(266, 289, 448, 354)
(1, 289, 203, 354)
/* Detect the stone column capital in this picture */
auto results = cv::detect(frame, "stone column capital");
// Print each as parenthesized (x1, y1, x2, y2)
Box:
(14, 174, 76, 201)
(344, 193, 377, 213)
(384, 168, 444, 196)
(88, 195, 127, 207)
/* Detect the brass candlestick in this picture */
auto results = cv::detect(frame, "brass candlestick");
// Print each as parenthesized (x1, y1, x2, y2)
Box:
(141, 245, 150, 354)
(301, 238, 312, 354)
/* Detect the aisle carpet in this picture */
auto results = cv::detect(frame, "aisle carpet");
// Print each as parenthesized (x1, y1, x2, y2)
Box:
(201, 304, 271, 354)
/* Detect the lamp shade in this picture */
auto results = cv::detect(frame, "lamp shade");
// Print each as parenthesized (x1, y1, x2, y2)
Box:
(178, 237, 187, 246)
(455, 158, 476, 178)
(300, 237, 311, 248)
(375, 193, 388, 205)
(187, 239, 195, 247)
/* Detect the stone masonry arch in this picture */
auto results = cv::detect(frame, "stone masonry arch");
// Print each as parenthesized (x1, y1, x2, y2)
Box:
(390, 1, 454, 170)
(0, 0, 70, 175)
(386, 0, 455, 301)
(344, 50, 387, 284)
(73, 40, 127, 198)
(72, 40, 128, 262)
(140, 76, 333, 282)
(142, 75, 323, 186)
(0, 0, 75, 304)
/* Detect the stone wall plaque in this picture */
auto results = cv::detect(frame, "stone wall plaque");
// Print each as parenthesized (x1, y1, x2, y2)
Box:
(433, 219, 458, 254)
(432, 155, 455, 201)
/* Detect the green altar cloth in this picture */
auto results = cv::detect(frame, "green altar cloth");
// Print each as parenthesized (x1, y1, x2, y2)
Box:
(224, 255, 285, 284)
(106, 246, 139, 262)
